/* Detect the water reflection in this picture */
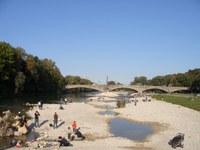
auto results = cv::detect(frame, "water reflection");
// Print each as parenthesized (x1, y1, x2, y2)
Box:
(99, 111, 118, 116)
(0, 92, 99, 114)
(110, 118, 153, 141)
(94, 105, 115, 110)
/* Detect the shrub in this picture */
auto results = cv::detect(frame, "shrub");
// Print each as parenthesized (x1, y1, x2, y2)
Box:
(116, 100, 126, 108)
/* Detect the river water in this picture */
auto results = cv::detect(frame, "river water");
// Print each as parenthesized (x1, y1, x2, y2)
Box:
(0, 92, 99, 115)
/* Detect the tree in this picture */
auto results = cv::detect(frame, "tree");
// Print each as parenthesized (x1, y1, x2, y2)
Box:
(130, 76, 148, 85)
(190, 72, 200, 93)
(191, 77, 200, 93)
(0, 42, 26, 95)
(0, 41, 64, 95)
(65, 76, 92, 85)
(15, 72, 26, 94)
(108, 81, 116, 85)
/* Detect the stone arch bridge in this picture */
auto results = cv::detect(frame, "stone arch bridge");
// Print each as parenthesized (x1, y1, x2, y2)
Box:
(64, 85, 189, 93)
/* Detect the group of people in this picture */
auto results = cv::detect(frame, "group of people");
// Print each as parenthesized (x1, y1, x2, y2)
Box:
(10, 112, 29, 148)
(58, 121, 85, 147)
(16, 112, 28, 128)
(33, 111, 68, 130)
(11, 98, 85, 148)
(34, 110, 84, 145)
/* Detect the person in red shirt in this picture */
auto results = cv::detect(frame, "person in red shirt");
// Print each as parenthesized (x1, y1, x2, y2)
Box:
(72, 121, 77, 132)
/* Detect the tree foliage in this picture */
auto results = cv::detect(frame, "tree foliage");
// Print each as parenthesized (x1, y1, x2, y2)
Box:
(64, 75, 92, 85)
(130, 76, 148, 85)
(0, 42, 64, 96)
(108, 81, 116, 85)
(130, 69, 200, 93)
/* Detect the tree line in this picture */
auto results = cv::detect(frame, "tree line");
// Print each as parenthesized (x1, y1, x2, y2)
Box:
(0, 42, 92, 96)
(1, 41, 199, 95)
(130, 69, 200, 93)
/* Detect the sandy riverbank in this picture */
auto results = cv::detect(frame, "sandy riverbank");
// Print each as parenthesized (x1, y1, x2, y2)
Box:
(8, 93, 200, 150)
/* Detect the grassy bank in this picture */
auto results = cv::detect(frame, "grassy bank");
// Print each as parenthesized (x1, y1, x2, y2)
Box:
(153, 94, 200, 111)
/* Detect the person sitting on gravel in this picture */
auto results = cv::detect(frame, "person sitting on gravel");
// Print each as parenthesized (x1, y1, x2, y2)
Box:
(59, 104, 64, 110)
(73, 128, 85, 140)
(58, 136, 70, 147)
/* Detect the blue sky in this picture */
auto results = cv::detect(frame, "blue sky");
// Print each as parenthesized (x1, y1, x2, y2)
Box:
(0, 0, 200, 84)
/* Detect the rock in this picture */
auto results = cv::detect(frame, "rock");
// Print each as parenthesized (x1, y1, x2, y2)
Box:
(2, 110, 11, 120)
(0, 130, 4, 137)
(5, 127, 14, 136)
(18, 124, 28, 134)
(12, 120, 20, 127)
(14, 116, 20, 120)
(14, 131, 20, 136)
(38, 141, 48, 148)
(25, 102, 31, 106)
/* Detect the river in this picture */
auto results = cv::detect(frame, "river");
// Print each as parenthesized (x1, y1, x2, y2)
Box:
(0, 92, 100, 115)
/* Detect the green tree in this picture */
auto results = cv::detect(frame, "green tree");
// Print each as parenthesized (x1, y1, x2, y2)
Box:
(130, 76, 148, 85)
(0, 42, 26, 95)
(65, 75, 92, 85)
(0, 41, 64, 95)
(108, 81, 116, 85)
(15, 72, 26, 94)
(191, 77, 200, 93)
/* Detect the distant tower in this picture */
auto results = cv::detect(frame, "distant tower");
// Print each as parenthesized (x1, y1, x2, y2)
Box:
(106, 76, 108, 85)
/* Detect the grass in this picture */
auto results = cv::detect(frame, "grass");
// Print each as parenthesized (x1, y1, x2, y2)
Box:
(152, 94, 200, 111)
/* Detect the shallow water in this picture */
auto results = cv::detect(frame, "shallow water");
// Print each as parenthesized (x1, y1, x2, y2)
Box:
(100, 111, 118, 116)
(110, 118, 153, 141)
(94, 105, 115, 110)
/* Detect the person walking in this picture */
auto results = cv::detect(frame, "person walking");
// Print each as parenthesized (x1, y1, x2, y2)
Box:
(54, 112, 58, 129)
(34, 111, 40, 128)
(64, 98, 68, 104)
(38, 101, 42, 110)
(72, 121, 77, 132)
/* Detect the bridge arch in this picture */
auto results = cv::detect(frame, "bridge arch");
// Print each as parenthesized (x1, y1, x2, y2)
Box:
(170, 89, 191, 93)
(142, 88, 168, 93)
(65, 85, 103, 92)
(109, 87, 139, 93)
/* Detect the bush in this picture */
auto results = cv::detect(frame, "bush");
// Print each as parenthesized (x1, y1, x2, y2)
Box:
(116, 100, 126, 108)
